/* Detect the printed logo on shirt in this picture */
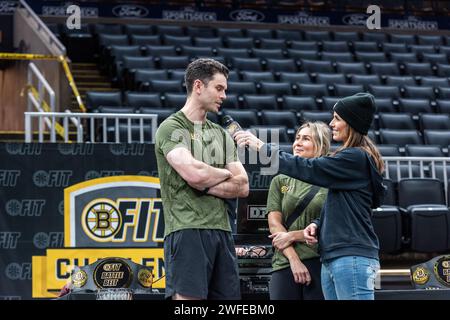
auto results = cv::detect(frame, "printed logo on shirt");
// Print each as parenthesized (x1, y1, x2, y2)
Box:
(281, 185, 291, 193)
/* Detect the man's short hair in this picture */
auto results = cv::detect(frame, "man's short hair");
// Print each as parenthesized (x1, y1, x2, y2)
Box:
(185, 58, 229, 95)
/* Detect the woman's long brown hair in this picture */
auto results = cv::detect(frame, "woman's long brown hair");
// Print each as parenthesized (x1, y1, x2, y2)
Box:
(334, 126, 385, 174)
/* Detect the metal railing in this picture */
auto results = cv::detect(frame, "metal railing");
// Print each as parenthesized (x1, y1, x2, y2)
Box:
(24, 112, 158, 143)
(383, 156, 450, 204)
(19, 0, 66, 55)
(28, 62, 56, 112)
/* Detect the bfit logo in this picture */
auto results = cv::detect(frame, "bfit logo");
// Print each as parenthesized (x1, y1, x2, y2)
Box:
(5, 263, 32, 280)
(33, 170, 72, 187)
(247, 205, 267, 220)
(109, 144, 146, 156)
(58, 144, 94, 156)
(65, 176, 164, 247)
(85, 170, 125, 180)
(33, 232, 64, 249)
(0, 232, 21, 249)
(5, 199, 46, 217)
(5, 143, 42, 156)
(0, 170, 20, 187)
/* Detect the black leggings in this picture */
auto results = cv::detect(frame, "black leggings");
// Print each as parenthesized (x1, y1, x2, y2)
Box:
(269, 258, 324, 300)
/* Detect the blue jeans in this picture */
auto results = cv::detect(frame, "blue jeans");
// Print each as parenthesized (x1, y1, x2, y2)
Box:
(321, 256, 379, 300)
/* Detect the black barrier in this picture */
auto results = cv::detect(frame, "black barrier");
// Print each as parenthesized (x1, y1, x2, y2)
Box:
(0, 142, 276, 299)
(0, 143, 158, 299)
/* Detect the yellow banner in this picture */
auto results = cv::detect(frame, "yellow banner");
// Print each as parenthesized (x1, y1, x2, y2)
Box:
(32, 248, 165, 298)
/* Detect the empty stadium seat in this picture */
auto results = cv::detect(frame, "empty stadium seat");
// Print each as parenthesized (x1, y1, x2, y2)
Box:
(241, 71, 275, 82)
(162, 35, 192, 46)
(378, 113, 416, 130)
(420, 114, 450, 131)
(226, 37, 255, 49)
(353, 41, 379, 52)
(125, 92, 163, 109)
(350, 74, 382, 88)
(259, 38, 287, 49)
(134, 69, 169, 91)
(259, 81, 293, 96)
(390, 34, 416, 45)
(275, 30, 302, 41)
(372, 207, 403, 253)
(333, 84, 364, 97)
(300, 111, 332, 124)
(278, 72, 311, 83)
(230, 57, 263, 71)
(398, 98, 433, 115)
(368, 85, 401, 99)
(158, 56, 190, 70)
(369, 62, 401, 75)
(398, 178, 450, 253)
(260, 110, 297, 129)
(251, 49, 285, 59)
(222, 94, 240, 109)
(290, 41, 319, 51)
(382, 43, 408, 54)
(333, 31, 360, 42)
(148, 79, 183, 93)
(86, 91, 122, 112)
(405, 145, 444, 157)
(227, 81, 257, 95)
(335, 62, 367, 75)
(125, 24, 154, 36)
(321, 97, 340, 111)
(299, 59, 334, 73)
(378, 145, 401, 157)
(242, 94, 278, 110)
(282, 96, 318, 112)
(423, 130, 450, 147)
(303, 30, 331, 42)
(379, 129, 423, 146)
(221, 109, 259, 128)
(164, 93, 187, 108)
(250, 126, 290, 143)
(265, 58, 299, 72)
(322, 41, 349, 52)
(374, 98, 397, 113)
(321, 51, 354, 63)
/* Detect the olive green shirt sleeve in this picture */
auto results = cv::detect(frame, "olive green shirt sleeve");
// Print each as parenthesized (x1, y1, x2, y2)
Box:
(156, 118, 190, 157)
(266, 175, 282, 213)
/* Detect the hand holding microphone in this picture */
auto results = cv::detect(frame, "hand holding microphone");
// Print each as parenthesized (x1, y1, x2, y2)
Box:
(222, 115, 264, 151)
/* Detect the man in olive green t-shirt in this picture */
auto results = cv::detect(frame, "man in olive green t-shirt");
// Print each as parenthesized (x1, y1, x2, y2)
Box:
(155, 58, 249, 300)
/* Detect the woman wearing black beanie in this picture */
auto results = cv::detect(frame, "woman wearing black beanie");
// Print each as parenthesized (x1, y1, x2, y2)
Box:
(234, 93, 385, 300)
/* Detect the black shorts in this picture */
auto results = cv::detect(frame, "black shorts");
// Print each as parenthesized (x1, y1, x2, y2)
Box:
(164, 228, 240, 300)
(269, 257, 324, 300)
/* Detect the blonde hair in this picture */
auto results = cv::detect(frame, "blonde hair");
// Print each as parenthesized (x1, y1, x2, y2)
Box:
(334, 126, 385, 174)
(296, 121, 331, 157)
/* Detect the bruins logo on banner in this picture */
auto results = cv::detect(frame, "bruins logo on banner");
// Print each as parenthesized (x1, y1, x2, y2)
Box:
(64, 176, 164, 247)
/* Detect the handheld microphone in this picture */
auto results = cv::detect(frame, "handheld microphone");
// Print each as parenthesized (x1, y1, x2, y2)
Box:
(222, 115, 242, 137)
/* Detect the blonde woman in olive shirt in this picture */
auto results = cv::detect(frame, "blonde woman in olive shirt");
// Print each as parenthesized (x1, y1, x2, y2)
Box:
(267, 122, 330, 300)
